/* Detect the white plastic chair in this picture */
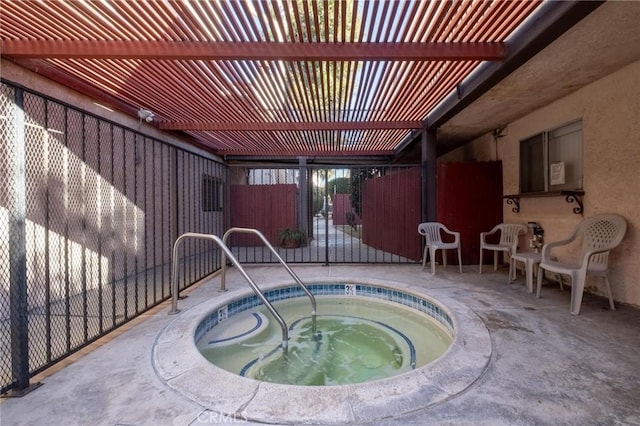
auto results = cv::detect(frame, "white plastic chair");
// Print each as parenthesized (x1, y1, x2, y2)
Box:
(418, 222, 462, 275)
(536, 214, 627, 315)
(479, 224, 526, 274)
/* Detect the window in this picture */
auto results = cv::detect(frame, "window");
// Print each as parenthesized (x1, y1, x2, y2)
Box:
(202, 174, 223, 212)
(519, 120, 583, 193)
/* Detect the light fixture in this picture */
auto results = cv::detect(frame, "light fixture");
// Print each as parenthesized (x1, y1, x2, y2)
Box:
(493, 126, 508, 138)
(137, 108, 155, 123)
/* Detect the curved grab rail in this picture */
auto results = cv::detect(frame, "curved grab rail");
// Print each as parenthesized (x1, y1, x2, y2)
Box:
(221, 227, 317, 328)
(168, 232, 289, 349)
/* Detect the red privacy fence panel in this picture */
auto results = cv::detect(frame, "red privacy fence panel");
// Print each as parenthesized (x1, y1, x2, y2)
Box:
(361, 167, 422, 261)
(437, 161, 503, 265)
(332, 194, 361, 226)
(229, 184, 297, 246)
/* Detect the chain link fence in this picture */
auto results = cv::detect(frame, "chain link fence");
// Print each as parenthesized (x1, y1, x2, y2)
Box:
(0, 81, 226, 394)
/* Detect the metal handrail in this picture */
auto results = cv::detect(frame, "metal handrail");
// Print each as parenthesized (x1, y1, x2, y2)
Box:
(221, 227, 317, 329)
(168, 232, 290, 349)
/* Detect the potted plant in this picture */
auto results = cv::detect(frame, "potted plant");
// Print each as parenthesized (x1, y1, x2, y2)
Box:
(278, 228, 308, 248)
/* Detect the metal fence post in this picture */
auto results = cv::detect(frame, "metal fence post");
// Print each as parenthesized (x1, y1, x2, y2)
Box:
(298, 157, 308, 235)
(421, 128, 437, 223)
(6, 88, 41, 396)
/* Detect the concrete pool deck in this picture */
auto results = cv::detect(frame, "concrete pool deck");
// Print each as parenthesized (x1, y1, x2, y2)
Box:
(2, 264, 640, 425)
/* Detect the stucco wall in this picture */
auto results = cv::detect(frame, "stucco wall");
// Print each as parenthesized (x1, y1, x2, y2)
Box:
(440, 60, 640, 308)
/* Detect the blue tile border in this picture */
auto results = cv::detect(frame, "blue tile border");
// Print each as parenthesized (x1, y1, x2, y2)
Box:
(195, 283, 454, 344)
(207, 312, 264, 345)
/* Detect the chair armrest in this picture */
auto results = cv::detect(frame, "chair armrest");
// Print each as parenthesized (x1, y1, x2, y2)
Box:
(440, 225, 460, 243)
(581, 247, 613, 270)
(452, 231, 460, 244)
(540, 235, 577, 262)
(444, 230, 461, 244)
(480, 225, 500, 244)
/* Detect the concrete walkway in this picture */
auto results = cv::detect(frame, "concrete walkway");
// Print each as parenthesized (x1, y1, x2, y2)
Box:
(2, 264, 639, 425)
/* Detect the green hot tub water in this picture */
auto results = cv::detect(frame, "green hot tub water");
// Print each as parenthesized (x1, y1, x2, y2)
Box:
(197, 296, 452, 386)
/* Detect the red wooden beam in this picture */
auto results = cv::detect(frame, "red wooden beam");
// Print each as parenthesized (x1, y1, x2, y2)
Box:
(159, 120, 423, 131)
(217, 149, 394, 157)
(1, 40, 505, 61)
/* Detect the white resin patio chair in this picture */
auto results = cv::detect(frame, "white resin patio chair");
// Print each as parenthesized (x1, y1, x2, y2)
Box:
(536, 214, 627, 315)
(479, 223, 526, 275)
(418, 222, 463, 275)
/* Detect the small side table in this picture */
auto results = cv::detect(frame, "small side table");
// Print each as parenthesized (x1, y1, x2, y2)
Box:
(509, 252, 542, 294)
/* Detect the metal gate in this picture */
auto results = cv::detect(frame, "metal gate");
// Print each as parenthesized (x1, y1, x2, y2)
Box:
(229, 164, 423, 265)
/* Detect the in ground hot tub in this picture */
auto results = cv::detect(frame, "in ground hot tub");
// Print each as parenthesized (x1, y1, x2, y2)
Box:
(196, 283, 453, 386)
(154, 279, 492, 424)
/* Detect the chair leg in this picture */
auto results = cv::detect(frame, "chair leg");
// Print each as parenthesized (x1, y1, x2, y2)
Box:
(457, 247, 462, 273)
(479, 248, 483, 274)
(570, 273, 585, 315)
(558, 275, 564, 292)
(536, 267, 544, 298)
(509, 257, 527, 281)
(430, 248, 437, 275)
(603, 275, 616, 311)
(493, 251, 498, 271)
(508, 258, 514, 283)
(443, 250, 448, 269)
(421, 245, 428, 271)
(525, 259, 534, 294)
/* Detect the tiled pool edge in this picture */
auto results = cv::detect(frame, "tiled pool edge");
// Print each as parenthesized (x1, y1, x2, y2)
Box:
(194, 283, 455, 347)
(153, 277, 492, 425)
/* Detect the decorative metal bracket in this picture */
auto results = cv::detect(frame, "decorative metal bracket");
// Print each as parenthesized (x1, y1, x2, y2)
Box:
(503, 190, 584, 214)
(503, 195, 520, 213)
(561, 190, 585, 215)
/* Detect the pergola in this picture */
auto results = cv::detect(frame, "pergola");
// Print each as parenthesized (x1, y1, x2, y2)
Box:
(1, 0, 597, 161)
